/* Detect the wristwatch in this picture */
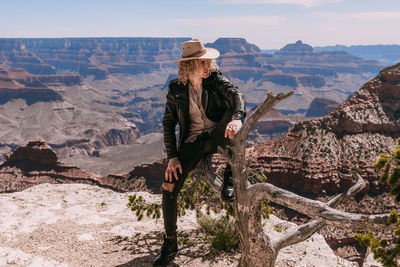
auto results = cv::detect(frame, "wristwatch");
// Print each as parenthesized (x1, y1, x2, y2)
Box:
(231, 113, 243, 121)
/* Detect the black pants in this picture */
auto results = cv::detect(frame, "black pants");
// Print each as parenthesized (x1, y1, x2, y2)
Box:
(162, 110, 233, 237)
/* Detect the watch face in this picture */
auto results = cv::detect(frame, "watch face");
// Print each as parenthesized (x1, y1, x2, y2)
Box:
(232, 114, 242, 120)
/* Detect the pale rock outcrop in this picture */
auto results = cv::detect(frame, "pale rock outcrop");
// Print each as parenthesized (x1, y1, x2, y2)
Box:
(0, 183, 378, 267)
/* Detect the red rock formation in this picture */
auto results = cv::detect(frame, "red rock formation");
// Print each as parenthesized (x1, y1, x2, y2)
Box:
(0, 140, 102, 193)
(7, 140, 57, 165)
(245, 63, 400, 263)
(249, 64, 400, 195)
(0, 140, 152, 194)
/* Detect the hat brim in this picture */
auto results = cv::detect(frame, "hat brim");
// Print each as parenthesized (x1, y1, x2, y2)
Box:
(171, 47, 220, 63)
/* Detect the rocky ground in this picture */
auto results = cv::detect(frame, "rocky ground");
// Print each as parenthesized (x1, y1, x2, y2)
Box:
(0, 183, 381, 267)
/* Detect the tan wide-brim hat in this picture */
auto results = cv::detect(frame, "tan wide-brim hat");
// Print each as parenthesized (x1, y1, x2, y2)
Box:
(172, 38, 220, 63)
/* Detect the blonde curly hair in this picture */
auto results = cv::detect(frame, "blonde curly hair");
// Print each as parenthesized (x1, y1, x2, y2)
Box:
(178, 59, 219, 86)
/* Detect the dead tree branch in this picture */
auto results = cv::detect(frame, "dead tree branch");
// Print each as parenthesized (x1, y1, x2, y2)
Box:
(237, 91, 295, 142)
(247, 181, 392, 231)
(273, 170, 366, 250)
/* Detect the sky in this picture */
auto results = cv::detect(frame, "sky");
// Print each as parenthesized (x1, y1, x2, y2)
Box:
(1, 0, 399, 49)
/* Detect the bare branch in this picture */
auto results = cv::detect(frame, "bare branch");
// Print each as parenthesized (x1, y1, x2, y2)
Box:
(230, 91, 294, 191)
(237, 91, 294, 142)
(248, 178, 392, 231)
(273, 171, 366, 250)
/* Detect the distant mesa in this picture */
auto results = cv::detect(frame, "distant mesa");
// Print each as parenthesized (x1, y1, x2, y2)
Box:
(0, 140, 101, 193)
(306, 97, 340, 117)
(276, 40, 313, 55)
(254, 120, 294, 134)
(314, 44, 400, 65)
(5, 140, 58, 168)
(0, 37, 384, 90)
(207, 37, 261, 55)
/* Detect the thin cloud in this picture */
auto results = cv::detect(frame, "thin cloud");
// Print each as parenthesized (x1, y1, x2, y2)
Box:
(171, 15, 285, 27)
(219, 0, 342, 8)
(314, 11, 400, 21)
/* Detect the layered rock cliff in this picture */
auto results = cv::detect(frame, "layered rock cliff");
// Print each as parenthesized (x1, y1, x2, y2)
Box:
(0, 39, 55, 75)
(0, 67, 69, 105)
(0, 37, 387, 165)
(246, 63, 400, 263)
(14, 37, 190, 79)
(1, 37, 384, 113)
(213, 39, 383, 114)
(248, 63, 400, 194)
(0, 65, 141, 161)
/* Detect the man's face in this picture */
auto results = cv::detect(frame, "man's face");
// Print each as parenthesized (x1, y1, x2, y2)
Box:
(194, 59, 210, 79)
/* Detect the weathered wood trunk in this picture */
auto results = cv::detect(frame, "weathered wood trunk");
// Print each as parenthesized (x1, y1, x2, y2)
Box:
(231, 136, 278, 266)
(202, 92, 393, 266)
(236, 196, 278, 267)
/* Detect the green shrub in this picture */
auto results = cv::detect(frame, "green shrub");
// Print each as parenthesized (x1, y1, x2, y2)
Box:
(354, 137, 400, 267)
(198, 215, 239, 251)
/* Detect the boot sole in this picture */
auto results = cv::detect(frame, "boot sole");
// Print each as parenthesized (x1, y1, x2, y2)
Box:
(221, 194, 235, 202)
(153, 251, 178, 266)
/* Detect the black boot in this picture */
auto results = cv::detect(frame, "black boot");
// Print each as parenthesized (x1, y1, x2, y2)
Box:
(153, 234, 178, 266)
(221, 164, 235, 202)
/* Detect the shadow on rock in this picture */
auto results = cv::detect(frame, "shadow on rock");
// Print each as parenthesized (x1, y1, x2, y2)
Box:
(112, 230, 236, 267)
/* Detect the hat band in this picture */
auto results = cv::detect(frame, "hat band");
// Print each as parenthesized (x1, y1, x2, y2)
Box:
(182, 48, 207, 58)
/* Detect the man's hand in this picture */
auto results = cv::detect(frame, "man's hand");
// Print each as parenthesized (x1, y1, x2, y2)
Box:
(224, 119, 243, 139)
(165, 157, 183, 182)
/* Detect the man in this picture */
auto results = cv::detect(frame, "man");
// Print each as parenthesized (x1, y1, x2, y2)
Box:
(153, 39, 245, 266)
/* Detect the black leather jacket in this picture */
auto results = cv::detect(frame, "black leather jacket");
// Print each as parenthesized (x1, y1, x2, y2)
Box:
(163, 70, 245, 160)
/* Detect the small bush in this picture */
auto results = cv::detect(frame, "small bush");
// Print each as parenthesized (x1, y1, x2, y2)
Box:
(355, 138, 400, 267)
(198, 215, 239, 251)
